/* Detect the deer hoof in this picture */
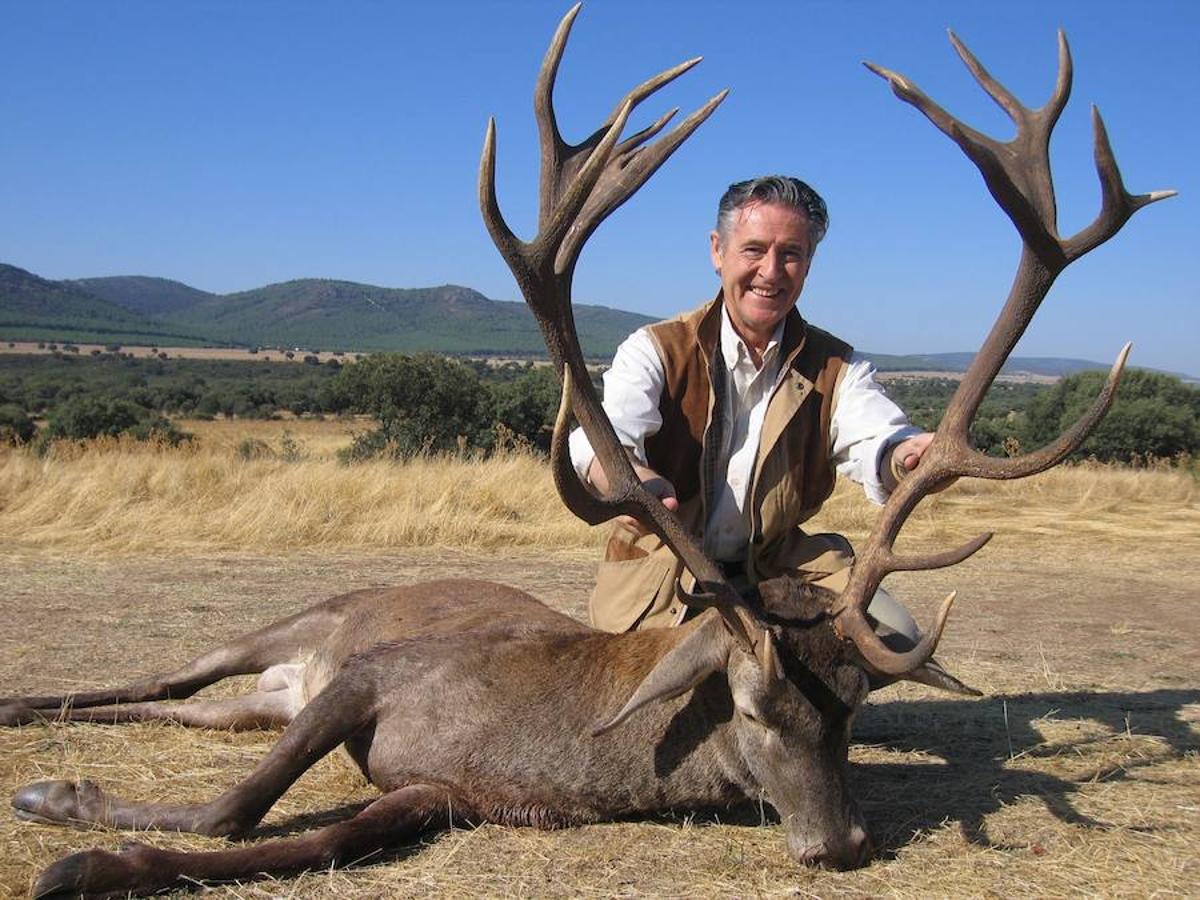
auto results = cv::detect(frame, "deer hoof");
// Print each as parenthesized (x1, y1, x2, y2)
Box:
(12, 779, 105, 827)
(33, 848, 130, 899)
(0, 702, 42, 726)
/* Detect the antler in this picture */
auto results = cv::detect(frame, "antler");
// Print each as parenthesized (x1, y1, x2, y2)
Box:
(479, 5, 765, 653)
(831, 31, 1176, 674)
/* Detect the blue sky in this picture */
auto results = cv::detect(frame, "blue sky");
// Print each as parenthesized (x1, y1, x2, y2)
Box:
(2, 1, 1195, 375)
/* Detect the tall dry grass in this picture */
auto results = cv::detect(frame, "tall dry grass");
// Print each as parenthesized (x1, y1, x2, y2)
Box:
(1, 422, 1196, 556)
(0, 437, 601, 555)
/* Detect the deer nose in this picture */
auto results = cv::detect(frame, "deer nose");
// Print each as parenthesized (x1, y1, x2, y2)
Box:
(792, 824, 871, 870)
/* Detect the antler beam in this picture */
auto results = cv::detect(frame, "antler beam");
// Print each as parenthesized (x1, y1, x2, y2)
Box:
(480, 5, 766, 652)
(833, 31, 1175, 675)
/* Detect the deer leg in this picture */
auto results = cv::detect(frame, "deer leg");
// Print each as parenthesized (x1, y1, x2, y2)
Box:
(0, 589, 379, 723)
(30, 783, 472, 899)
(11, 681, 304, 731)
(12, 665, 377, 837)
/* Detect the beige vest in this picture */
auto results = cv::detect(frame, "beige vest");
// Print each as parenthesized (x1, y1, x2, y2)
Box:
(589, 296, 856, 632)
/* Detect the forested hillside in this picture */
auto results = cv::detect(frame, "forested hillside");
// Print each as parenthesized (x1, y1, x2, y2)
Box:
(0, 265, 654, 358)
(71, 276, 216, 316)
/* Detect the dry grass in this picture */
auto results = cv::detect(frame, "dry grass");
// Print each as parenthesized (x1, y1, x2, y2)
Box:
(183, 415, 365, 458)
(0, 423, 1197, 897)
(1, 419, 1196, 557)
(0, 435, 602, 556)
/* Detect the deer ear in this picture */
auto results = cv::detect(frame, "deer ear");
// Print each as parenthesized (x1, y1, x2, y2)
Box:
(592, 613, 732, 736)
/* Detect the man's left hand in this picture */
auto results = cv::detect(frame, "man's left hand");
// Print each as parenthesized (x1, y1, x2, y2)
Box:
(892, 432, 934, 474)
(886, 432, 958, 494)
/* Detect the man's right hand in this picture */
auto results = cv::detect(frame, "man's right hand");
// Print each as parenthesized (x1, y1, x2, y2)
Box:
(586, 457, 678, 538)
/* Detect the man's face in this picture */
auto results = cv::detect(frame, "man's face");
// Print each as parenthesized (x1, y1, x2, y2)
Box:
(710, 201, 813, 349)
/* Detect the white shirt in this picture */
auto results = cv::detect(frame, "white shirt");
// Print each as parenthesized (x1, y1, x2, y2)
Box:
(568, 307, 919, 560)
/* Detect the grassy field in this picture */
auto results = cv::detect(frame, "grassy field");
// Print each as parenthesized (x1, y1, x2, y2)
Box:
(0, 420, 1197, 897)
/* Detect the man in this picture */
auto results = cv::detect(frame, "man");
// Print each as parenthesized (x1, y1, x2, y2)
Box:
(569, 175, 932, 636)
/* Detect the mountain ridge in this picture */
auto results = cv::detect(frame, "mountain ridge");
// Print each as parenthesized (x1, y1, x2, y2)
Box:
(2, 263, 1193, 380)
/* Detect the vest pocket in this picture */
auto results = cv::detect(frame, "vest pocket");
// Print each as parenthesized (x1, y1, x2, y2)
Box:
(589, 553, 676, 633)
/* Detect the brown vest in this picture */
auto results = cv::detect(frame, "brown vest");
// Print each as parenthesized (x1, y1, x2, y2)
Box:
(589, 296, 856, 632)
(645, 297, 851, 563)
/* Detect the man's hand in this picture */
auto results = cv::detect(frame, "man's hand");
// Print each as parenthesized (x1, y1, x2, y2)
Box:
(587, 457, 679, 538)
(885, 432, 956, 494)
(892, 432, 934, 474)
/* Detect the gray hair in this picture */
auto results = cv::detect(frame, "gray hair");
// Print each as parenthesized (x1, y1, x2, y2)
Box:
(715, 175, 829, 251)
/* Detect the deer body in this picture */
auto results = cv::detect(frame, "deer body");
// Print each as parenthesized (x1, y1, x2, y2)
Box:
(7, 578, 869, 895)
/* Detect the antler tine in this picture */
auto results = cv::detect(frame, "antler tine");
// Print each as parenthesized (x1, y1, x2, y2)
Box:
(597, 57, 703, 142)
(536, 98, 636, 269)
(832, 32, 1174, 676)
(839, 592, 959, 675)
(1048, 31, 1074, 128)
(479, 120, 527, 285)
(549, 366, 609, 526)
(555, 56, 702, 190)
(533, 6, 702, 228)
(966, 343, 1131, 480)
(886, 532, 994, 573)
(865, 51, 1061, 262)
(1065, 107, 1178, 261)
(948, 29, 1073, 136)
(533, 3, 582, 225)
(615, 107, 679, 159)
(947, 30, 1027, 127)
(560, 89, 728, 275)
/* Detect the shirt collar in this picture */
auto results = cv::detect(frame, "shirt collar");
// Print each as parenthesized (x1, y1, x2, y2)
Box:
(719, 305, 785, 372)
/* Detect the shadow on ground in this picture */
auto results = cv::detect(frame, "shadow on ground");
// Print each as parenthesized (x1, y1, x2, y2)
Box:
(851, 687, 1200, 853)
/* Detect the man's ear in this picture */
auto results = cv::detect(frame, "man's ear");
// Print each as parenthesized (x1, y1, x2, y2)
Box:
(709, 230, 723, 272)
(592, 613, 732, 736)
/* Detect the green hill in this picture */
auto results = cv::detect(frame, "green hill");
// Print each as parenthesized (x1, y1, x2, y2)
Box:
(6, 264, 1187, 377)
(71, 275, 216, 317)
(156, 279, 653, 358)
(1, 267, 654, 357)
(0, 264, 213, 345)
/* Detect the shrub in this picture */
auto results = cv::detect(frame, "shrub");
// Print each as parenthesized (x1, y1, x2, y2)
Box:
(278, 430, 306, 462)
(0, 404, 36, 445)
(332, 353, 494, 459)
(45, 395, 187, 445)
(490, 365, 561, 452)
(1023, 369, 1199, 462)
(236, 437, 275, 461)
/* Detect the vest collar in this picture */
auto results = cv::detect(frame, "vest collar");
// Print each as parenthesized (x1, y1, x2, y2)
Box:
(697, 292, 811, 373)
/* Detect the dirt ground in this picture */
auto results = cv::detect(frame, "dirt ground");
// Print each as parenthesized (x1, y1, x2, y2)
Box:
(0, 540, 1197, 897)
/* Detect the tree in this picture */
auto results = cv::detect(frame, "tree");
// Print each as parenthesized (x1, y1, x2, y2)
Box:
(1022, 369, 1199, 462)
(332, 353, 494, 458)
(0, 404, 36, 445)
(490, 365, 561, 451)
(45, 396, 186, 445)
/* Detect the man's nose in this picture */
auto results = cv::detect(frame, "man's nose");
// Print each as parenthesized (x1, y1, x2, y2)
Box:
(760, 248, 784, 279)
